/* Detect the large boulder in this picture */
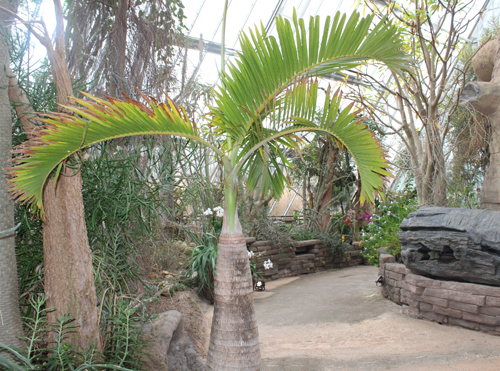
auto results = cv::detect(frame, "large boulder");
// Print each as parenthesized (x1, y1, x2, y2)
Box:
(399, 206, 500, 286)
(140, 310, 206, 371)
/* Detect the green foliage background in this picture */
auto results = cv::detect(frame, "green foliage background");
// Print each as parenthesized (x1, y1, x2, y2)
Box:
(360, 187, 418, 266)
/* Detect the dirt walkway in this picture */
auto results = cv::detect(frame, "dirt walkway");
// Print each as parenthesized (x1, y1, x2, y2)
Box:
(254, 265, 500, 371)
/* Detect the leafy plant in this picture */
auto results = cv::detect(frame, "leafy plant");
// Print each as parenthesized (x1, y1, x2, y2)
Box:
(289, 227, 345, 256)
(290, 228, 320, 241)
(0, 296, 134, 371)
(248, 256, 262, 282)
(328, 211, 355, 240)
(0, 342, 134, 371)
(185, 230, 218, 300)
(103, 300, 146, 369)
(360, 187, 418, 266)
(244, 213, 294, 249)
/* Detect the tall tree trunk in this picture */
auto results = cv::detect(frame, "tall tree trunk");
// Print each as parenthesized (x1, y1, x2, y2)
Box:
(43, 168, 102, 350)
(207, 209, 261, 370)
(7, 56, 102, 352)
(316, 142, 337, 230)
(109, 0, 128, 95)
(0, 0, 24, 349)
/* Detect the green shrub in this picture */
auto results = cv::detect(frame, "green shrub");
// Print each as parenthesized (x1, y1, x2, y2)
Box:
(290, 228, 346, 256)
(103, 300, 146, 369)
(360, 187, 418, 266)
(13, 141, 164, 369)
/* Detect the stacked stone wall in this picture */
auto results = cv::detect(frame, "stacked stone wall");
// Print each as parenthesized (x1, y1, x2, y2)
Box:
(380, 262, 500, 335)
(247, 239, 363, 281)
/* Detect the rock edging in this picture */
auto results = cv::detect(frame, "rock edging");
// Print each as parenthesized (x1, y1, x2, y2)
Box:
(249, 239, 363, 281)
(380, 262, 500, 335)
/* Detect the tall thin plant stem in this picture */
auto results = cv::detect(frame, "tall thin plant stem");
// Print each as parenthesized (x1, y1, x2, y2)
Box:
(220, 0, 228, 76)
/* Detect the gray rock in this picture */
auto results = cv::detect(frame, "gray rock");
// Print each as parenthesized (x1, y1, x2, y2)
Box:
(399, 206, 500, 286)
(140, 310, 206, 371)
(379, 253, 396, 265)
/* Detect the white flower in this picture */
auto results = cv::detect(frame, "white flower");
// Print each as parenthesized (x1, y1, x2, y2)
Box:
(203, 208, 213, 216)
(387, 211, 391, 215)
(263, 259, 273, 270)
(213, 206, 224, 218)
(248, 250, 255, 259)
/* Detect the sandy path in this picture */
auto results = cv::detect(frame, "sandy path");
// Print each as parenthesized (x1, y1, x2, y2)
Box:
(254, 265, 500, 371)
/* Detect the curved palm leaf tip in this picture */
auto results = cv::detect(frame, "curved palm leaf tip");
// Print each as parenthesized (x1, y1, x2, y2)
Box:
(8, 10, 409, 216)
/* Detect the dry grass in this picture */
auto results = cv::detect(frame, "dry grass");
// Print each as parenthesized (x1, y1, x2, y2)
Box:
(134, 232, 194, 277)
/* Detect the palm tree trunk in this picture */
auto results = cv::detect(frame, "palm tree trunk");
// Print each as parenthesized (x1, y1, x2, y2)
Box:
(207, 214, 261, 370)
(0, 0, 24, 349)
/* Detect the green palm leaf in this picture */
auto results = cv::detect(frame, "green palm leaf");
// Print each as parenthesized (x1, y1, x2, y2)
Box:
(210, 10, 408, 200)
(9, 94, 224, 214)
(212, 10, 409, 144)
(234, 87, 390, 204)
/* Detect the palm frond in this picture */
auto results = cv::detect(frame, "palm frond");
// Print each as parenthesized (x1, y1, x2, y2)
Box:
(212, 10, 409, 144)
(210, 10, 408, 201)
(9, 94, 223, 215)
(235, 88, 390, 203)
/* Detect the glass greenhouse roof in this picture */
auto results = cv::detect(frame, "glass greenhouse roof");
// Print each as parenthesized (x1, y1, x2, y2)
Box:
(185, 0, 355, 49)
(182, 0, 365, 84)
(182, 0, 493, 83)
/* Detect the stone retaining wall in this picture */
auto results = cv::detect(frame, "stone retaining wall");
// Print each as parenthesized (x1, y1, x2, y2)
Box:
(247, 238, 363, 281)
(380, 262, 500, 335)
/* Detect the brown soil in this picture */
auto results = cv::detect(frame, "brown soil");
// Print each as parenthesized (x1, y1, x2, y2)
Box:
(134, 236, 193, 279)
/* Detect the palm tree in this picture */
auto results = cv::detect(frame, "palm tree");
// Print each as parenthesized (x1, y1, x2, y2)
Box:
(9, 11, 408, 370)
